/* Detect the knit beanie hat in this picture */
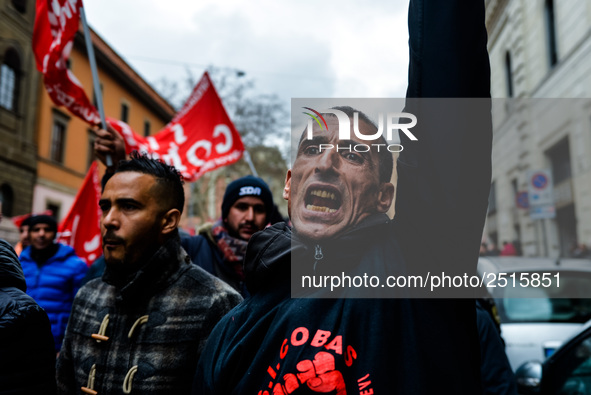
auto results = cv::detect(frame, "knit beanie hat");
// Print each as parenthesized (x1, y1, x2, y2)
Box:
(221, 176, 274, 220)
(21, 215, 33, 228)
(28, 214, 58, 233)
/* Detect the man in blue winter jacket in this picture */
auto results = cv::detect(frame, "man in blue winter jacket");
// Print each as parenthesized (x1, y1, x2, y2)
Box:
(20, 214, 88, 352)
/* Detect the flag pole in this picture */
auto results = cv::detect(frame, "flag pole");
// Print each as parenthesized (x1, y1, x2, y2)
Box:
(79, 5, 112, 167)
(242, 150, 259, 177)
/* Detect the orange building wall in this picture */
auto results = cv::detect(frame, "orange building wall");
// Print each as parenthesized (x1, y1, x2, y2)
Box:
(36, 45, 172, 193)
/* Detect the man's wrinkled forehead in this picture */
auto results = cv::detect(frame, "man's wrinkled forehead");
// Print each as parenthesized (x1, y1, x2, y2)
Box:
(297, 117, 336, 147)
(296, 116, 382, 162)
(297, 133, 332, 150)
(297, 113, 378, 144)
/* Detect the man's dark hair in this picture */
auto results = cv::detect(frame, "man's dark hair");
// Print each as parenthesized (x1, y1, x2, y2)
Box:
(115, 151, 185, 213)
(325, 106, 394, 183)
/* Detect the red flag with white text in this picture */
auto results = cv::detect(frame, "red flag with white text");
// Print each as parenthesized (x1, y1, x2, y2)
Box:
(107, 71, 244, 181)
(32, 0, 100, 125)
(57, 161, 102, 265)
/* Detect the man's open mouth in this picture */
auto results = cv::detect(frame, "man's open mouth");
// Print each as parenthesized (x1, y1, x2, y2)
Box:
(305, 187, 341, 213)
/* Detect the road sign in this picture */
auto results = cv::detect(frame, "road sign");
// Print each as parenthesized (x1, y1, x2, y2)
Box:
(531, 173, 548, 189)
(527, 169, 554, 207)
(530, 205, 556, 219)
(516, 191, 529, 209)
(527, 169, 555, 220)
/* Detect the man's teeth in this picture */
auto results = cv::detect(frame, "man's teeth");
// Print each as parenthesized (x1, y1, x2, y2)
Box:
(306, 205, 336, 213)
(310, 190, 336, 200)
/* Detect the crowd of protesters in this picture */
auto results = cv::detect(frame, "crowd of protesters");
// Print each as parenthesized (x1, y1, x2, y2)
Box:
(0, 153, 289, 393)
(0, 0, 522, 394)
(0, 136, 517, 394)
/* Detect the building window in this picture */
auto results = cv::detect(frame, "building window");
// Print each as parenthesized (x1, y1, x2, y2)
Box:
(144, 120, 151, 137)
(547, 137, 571, 184)
(505, 51, 514, 98)
(121, 102, 129, 123)
(488, 181, 497, 214)
(46, 202, 60, 220)
(0, 49, 20, 111)
(545, 0, 558, 67)
(11, 0, 26, 13)
(511, 178, 518, 206)
(51, 112, 69, 163)
(0, 184, 14, 217)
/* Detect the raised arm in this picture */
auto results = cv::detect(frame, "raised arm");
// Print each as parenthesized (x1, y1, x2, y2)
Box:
(395, 0, 492, 276)
(405, 0, 490, 98)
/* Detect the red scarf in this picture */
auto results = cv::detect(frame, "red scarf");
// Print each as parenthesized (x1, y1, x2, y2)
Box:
(211, 219, 247, 280)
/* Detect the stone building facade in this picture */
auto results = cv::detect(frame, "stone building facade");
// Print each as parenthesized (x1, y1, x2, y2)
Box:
(0, 0, 38, 244)
(485, 0, 591, 257)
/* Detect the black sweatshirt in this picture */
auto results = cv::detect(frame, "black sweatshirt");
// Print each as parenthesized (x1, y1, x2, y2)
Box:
(194, 0, 492, 393)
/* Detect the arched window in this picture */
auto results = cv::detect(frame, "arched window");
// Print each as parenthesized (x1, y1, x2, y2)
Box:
(0, 49, 20, 111)
(0, 184, 14, 217)
(505, 51, 514, 98)
(545, 0, 558, 67)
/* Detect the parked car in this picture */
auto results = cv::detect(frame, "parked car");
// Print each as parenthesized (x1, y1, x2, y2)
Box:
(515, 319, 591, 394)
(477, 256, 591, 370)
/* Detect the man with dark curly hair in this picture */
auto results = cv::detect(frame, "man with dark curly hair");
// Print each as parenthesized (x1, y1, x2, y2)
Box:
(56, 152, 242, 395)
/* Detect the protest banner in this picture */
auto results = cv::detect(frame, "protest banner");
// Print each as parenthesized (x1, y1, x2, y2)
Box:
(57, 162, 102, 265)
(108, 72, 244, 181)
(33, 0, 100, 125)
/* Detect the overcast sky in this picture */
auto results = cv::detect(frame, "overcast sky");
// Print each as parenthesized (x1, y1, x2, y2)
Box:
(83, 0, 411, 108)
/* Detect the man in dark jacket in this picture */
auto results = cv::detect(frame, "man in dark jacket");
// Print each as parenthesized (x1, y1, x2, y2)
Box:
(20, 214, 88, 352)
(477, 300, 517, 394)
(56, 153, 242, 394)
(181, 175, 275, 296)
(0, 239, 56, 394)
(194, 0, 494, 393)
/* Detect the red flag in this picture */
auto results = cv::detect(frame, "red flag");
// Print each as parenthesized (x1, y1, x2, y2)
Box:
(32, 0, 100, 125)
(107, 72, 245, 181)
(58, 162, 102, 265)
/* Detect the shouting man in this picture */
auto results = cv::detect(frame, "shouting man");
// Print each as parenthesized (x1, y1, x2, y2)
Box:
(194, 0, 493, 393)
